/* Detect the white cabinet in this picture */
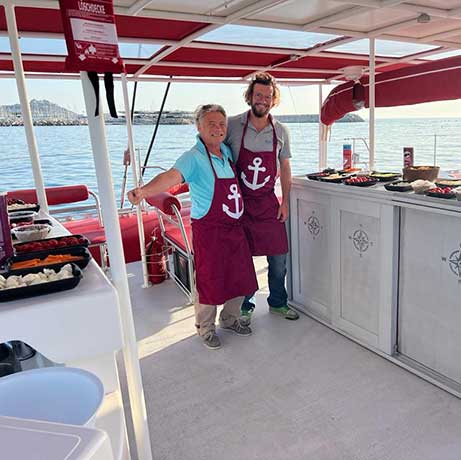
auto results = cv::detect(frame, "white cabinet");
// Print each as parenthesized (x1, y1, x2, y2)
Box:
(398, 207, 461, 384)
(290, 186, 332, 322)
(290, 180, 397, 354)
(330, 198, 397, 353)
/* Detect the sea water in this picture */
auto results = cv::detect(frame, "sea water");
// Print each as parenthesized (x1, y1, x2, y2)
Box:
(1, 118, 461, 203)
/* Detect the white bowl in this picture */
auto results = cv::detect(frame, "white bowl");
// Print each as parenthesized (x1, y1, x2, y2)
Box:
(11, 224, 51, 242)
(0, 367, 104, 426)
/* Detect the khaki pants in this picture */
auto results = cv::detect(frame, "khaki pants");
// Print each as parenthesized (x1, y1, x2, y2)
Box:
(195, 296, 244, 337)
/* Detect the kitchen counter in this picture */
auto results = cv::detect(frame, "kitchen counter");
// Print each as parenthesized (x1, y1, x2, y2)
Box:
(289, 176, 461, 394)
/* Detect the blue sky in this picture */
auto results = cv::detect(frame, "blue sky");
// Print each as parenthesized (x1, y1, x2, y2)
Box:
(1, 25, 461, 118)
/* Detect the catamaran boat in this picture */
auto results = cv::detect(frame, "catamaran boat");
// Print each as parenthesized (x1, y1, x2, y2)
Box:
(1, 1, 461, 459)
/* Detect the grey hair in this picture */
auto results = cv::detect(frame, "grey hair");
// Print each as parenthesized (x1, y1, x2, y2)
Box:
(194, 104, 226, 126)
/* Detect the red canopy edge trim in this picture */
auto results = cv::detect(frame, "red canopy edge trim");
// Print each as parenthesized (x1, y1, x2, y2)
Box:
(320, 56, 461, 125)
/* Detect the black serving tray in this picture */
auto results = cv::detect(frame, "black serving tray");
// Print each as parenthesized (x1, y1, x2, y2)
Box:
(384, 181, 413, 192)
(33, 219, 53, 226)
(8, 246, 91, 275)
(344, 177, 378, 187)
(424, 190, 456, 199)
(14, 234, 90, 255)
(319, 174, 349, 183)
(306, 172, 330, 180)
(370, 172, 402, 182)
(8, 204, 40, 213)
(0, 264, 82, 302)
(435, 179, 461, 188)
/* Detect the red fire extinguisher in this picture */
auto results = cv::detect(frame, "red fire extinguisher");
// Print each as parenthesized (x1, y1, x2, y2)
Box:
(146, 228, 167, 284)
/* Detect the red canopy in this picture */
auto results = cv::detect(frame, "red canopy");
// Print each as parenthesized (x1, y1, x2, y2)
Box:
(0, 5, 405, 80)
(321, 56, 461, 126)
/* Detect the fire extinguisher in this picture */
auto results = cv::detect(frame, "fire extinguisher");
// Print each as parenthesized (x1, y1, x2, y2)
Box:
(146, 228, 167, 284)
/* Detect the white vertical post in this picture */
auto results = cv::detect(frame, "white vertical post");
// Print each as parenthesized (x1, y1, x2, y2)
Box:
(121, 74, 150, 288)
(80, 72, 153, 460)
(369, 38, 376, 171)
(5, 2, 48, 212)
(318, 84, 327, 170)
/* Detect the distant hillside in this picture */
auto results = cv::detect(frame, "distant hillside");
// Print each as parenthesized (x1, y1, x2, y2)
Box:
(0, 100, 363, 126)
(276, 113, 363, 123)
(0, 99, 84, 125)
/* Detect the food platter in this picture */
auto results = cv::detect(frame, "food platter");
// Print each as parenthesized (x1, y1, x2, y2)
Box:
(14, 234, 90, 255)
(384, 181, 413, 192)
(7, 199, 40, 213)
(0, 264, 82, 302)
(343, 176, 378, 187)
(424, 187, 456, 199)
(435, 179, 461, 188)
(8, 247, 91, 275)
(306, 171, 330, 180)
(370, 171, 402, 182)
(318, 173, 349, 183)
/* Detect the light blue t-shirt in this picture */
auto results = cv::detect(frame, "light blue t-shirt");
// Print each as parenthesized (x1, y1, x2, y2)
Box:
(173, 136, 235, 219)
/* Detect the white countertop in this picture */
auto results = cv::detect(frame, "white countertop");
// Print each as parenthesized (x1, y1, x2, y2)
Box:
(293, 175, 461, 214)
(0, 216, 123, 363)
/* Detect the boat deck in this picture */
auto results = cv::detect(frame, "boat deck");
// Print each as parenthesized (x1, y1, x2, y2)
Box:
(125, 260, 461, 460)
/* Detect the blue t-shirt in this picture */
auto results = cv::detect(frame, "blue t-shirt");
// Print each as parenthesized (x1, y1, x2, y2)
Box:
(173, 136, 235, 219)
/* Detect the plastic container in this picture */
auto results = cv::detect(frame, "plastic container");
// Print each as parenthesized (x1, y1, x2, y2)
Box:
(343, 144, 352, 169)
(0, 193, 14, 269)
(403, 147, 414, 168)
(11, 224, 51, 242)
(0, 367, 104, 426)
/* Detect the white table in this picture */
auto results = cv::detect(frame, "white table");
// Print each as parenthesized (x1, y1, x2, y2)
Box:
(1, 216, 128, 459)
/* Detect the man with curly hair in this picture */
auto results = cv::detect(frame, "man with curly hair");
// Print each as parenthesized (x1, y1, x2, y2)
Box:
(225, 72, 299, 323)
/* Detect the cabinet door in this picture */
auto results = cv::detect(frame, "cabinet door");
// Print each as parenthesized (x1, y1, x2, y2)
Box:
(290, 189, 331, 321)
(399, 208, 461, 384)
(331, 198, 396, 353)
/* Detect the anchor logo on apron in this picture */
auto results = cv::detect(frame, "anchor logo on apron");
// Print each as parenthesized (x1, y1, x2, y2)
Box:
(241, 157, 271, 191)
(222, 183, 243, 219)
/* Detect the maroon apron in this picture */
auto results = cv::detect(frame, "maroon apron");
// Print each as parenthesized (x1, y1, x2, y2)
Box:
(191, 147, 258, 305)
(236, 113, 288, 256)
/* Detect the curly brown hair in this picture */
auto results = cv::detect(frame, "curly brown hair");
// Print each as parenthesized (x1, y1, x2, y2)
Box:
(244, 72, 281, 107)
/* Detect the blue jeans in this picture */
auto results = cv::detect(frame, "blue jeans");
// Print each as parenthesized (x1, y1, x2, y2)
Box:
(242, 253, 288, 311)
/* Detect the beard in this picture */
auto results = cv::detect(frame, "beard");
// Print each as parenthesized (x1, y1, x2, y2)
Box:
(251, 102, 270, 118)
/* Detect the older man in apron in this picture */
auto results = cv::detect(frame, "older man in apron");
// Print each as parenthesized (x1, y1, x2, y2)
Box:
(226, 73, 299, 323)
(128, 105, 257, 349)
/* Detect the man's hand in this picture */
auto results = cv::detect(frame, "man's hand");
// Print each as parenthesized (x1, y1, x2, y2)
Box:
(277, 201, 289, 222)
(123, 148, 131, 166)
(128, 187, 143, 205)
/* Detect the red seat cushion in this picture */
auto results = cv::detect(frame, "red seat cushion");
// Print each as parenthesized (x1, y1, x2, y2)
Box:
(163, 218, 192, 253)
(145, 192, 181, 215)
(8, 185, 89, 206)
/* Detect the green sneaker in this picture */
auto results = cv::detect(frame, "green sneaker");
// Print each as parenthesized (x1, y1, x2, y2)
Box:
(240, 307, 254, 326)
(269, 305, 300, 320)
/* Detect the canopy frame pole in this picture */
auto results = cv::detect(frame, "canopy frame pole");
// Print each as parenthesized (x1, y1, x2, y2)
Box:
(80, 71, 153, 460)
(4, 2, 48, 212)
(121, 74, 150, 289)
(142, 81, 171, 177)
(369, 37, 376, 171)
(318, 84, 327, 170)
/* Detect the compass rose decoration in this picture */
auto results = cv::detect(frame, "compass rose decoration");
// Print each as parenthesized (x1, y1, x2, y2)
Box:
(303, 211, 322, 240)
(349, 224, 373, 257)
(442, 243, 461, 283)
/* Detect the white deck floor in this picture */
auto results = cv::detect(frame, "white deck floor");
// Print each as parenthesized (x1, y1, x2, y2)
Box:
(125, 260, 461, 460)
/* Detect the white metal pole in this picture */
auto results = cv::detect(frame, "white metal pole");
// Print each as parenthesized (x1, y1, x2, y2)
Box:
(121, 74, 150, 288)
(80, 72, 153, 460)
(318, 84, 327, 170)
(369, 37, 376, 171)
(4, 2, 48, 212)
